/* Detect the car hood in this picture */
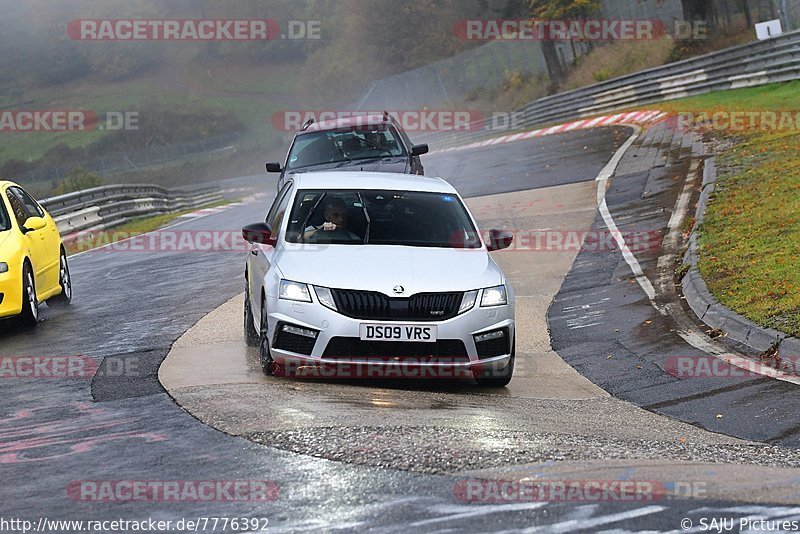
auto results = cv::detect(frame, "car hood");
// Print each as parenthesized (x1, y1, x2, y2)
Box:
(277, 244, 503, 295)
(292, 157, 410, 175)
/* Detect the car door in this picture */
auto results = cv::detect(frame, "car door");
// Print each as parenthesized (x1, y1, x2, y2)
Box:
(249, 181, 293, 327)
(5, 187, 51, 295)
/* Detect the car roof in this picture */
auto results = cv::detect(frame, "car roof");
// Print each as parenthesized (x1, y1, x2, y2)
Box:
(303, 114, 392, 133)
(289, 171, 458, 194)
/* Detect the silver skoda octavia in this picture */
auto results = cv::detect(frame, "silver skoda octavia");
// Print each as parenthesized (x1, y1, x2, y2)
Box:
(242, 171, 515, 387)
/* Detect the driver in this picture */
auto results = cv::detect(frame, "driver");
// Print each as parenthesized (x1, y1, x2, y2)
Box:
(303, 197, 360, 242)
(363, 130, 388, 152)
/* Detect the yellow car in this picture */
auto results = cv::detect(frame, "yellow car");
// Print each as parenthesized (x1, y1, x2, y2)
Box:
(0, 181, 72, 326)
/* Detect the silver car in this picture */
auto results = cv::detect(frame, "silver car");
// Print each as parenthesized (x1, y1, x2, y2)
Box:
(242, 171, 515, 387)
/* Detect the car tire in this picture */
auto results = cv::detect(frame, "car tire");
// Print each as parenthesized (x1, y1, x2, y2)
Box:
(474, 341, 515, 388)
(244, 279, 260, 347)
(18, 263, 39, 327)
(258, 297, 281, 376)
(48, 249, 72, 307)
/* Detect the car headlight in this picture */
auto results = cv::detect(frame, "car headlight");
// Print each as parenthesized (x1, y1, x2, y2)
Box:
(458, 290, 478, 314)
(480, 285, 507, 307)
(279, 280, 312, 302)
(313, 286, 337, 311)
(0, 262, 7, 274)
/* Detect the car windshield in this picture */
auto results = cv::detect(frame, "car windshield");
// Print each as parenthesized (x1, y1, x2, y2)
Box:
(0, 195, 10, 231)
(286, 126, 406, 170)
(285, 189, 481, 248)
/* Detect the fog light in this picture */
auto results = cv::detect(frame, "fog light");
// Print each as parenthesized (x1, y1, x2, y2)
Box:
(0, 262, 7, 274)
(282, 324, 317, 338)
(474, 330, 505, 343)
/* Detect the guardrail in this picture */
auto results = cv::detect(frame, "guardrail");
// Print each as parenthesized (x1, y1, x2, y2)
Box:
(40, 184, 223, 236)
(416, 29, 800, 150)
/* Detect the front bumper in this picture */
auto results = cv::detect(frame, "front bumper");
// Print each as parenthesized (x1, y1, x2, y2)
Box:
(265, 291, 514, 376)
(0, 269, 23, 319)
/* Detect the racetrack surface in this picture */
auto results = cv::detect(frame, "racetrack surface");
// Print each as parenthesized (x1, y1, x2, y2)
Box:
(3, 126, 800, 531)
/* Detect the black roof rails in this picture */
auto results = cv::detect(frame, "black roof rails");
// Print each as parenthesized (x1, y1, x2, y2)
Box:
(300, 118, 315, 131)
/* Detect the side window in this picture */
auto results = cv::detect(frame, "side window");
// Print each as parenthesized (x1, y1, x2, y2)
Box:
(265, 182, 293, 235)
(270, 188, 293, 239)
(9, 187, 44, 218)
(394, 123, 414, 151)
(0, 193, 10, 231)
(6, 190, 28, 228)
(265, 183, 290, 227)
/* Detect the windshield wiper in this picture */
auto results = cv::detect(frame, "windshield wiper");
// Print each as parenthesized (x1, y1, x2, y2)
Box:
(299, 193, 326, 243)
(357, 192, 370, 244)
(333, 159, 356, 168)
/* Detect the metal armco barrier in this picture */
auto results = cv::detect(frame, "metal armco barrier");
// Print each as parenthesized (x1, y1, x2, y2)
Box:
(416, 30, 800, 149)
(40, 184, 223, 236)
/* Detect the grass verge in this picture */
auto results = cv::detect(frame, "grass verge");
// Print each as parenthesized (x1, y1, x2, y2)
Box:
(652, 81, 800, 337)
(64, 198, 236, 256)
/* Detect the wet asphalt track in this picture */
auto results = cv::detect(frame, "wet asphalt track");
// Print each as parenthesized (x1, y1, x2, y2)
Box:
(1, 125, 798, 531)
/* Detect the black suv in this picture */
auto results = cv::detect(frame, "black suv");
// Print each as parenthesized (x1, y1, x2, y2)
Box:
(267, 112, 428, 190)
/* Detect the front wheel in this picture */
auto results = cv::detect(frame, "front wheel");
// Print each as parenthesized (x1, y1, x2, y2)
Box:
(474, 343, 515, 388)
(18, 263, 39, 327)
(244, 280, 259, 347)
(258, 298, 278, 376)
(48, 249, 72, 307)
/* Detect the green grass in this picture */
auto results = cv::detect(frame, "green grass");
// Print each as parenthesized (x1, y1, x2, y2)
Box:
(653, 81, 800, 336)
(65, 198, 236, 256)
(0, 61, 295, 163)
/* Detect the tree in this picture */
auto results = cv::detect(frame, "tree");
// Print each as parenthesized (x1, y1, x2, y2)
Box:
(740, 0, 753, 27)
(681, 0, 717, 34)
(529, 0, 602, 90)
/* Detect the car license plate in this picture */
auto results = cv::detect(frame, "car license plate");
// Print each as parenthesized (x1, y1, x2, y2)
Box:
(359, 324, 438, 342)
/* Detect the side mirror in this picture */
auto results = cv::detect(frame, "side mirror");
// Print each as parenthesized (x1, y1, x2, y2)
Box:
(22, 216, 47, 233)
(242, 222, 276, 246)
(487, 229, 513, 252)
(411, 144, 429, 156)
(266, 162, 283, 173)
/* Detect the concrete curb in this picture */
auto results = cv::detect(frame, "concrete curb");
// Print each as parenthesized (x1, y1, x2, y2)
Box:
(680, 155, 799, 356)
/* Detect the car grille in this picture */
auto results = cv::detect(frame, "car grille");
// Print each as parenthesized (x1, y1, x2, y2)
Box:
(331, 289, 462, 321)
(322, 337, 469, 363)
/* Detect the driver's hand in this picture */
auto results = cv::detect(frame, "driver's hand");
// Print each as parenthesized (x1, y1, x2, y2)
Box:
(322, 222, 337, 231)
